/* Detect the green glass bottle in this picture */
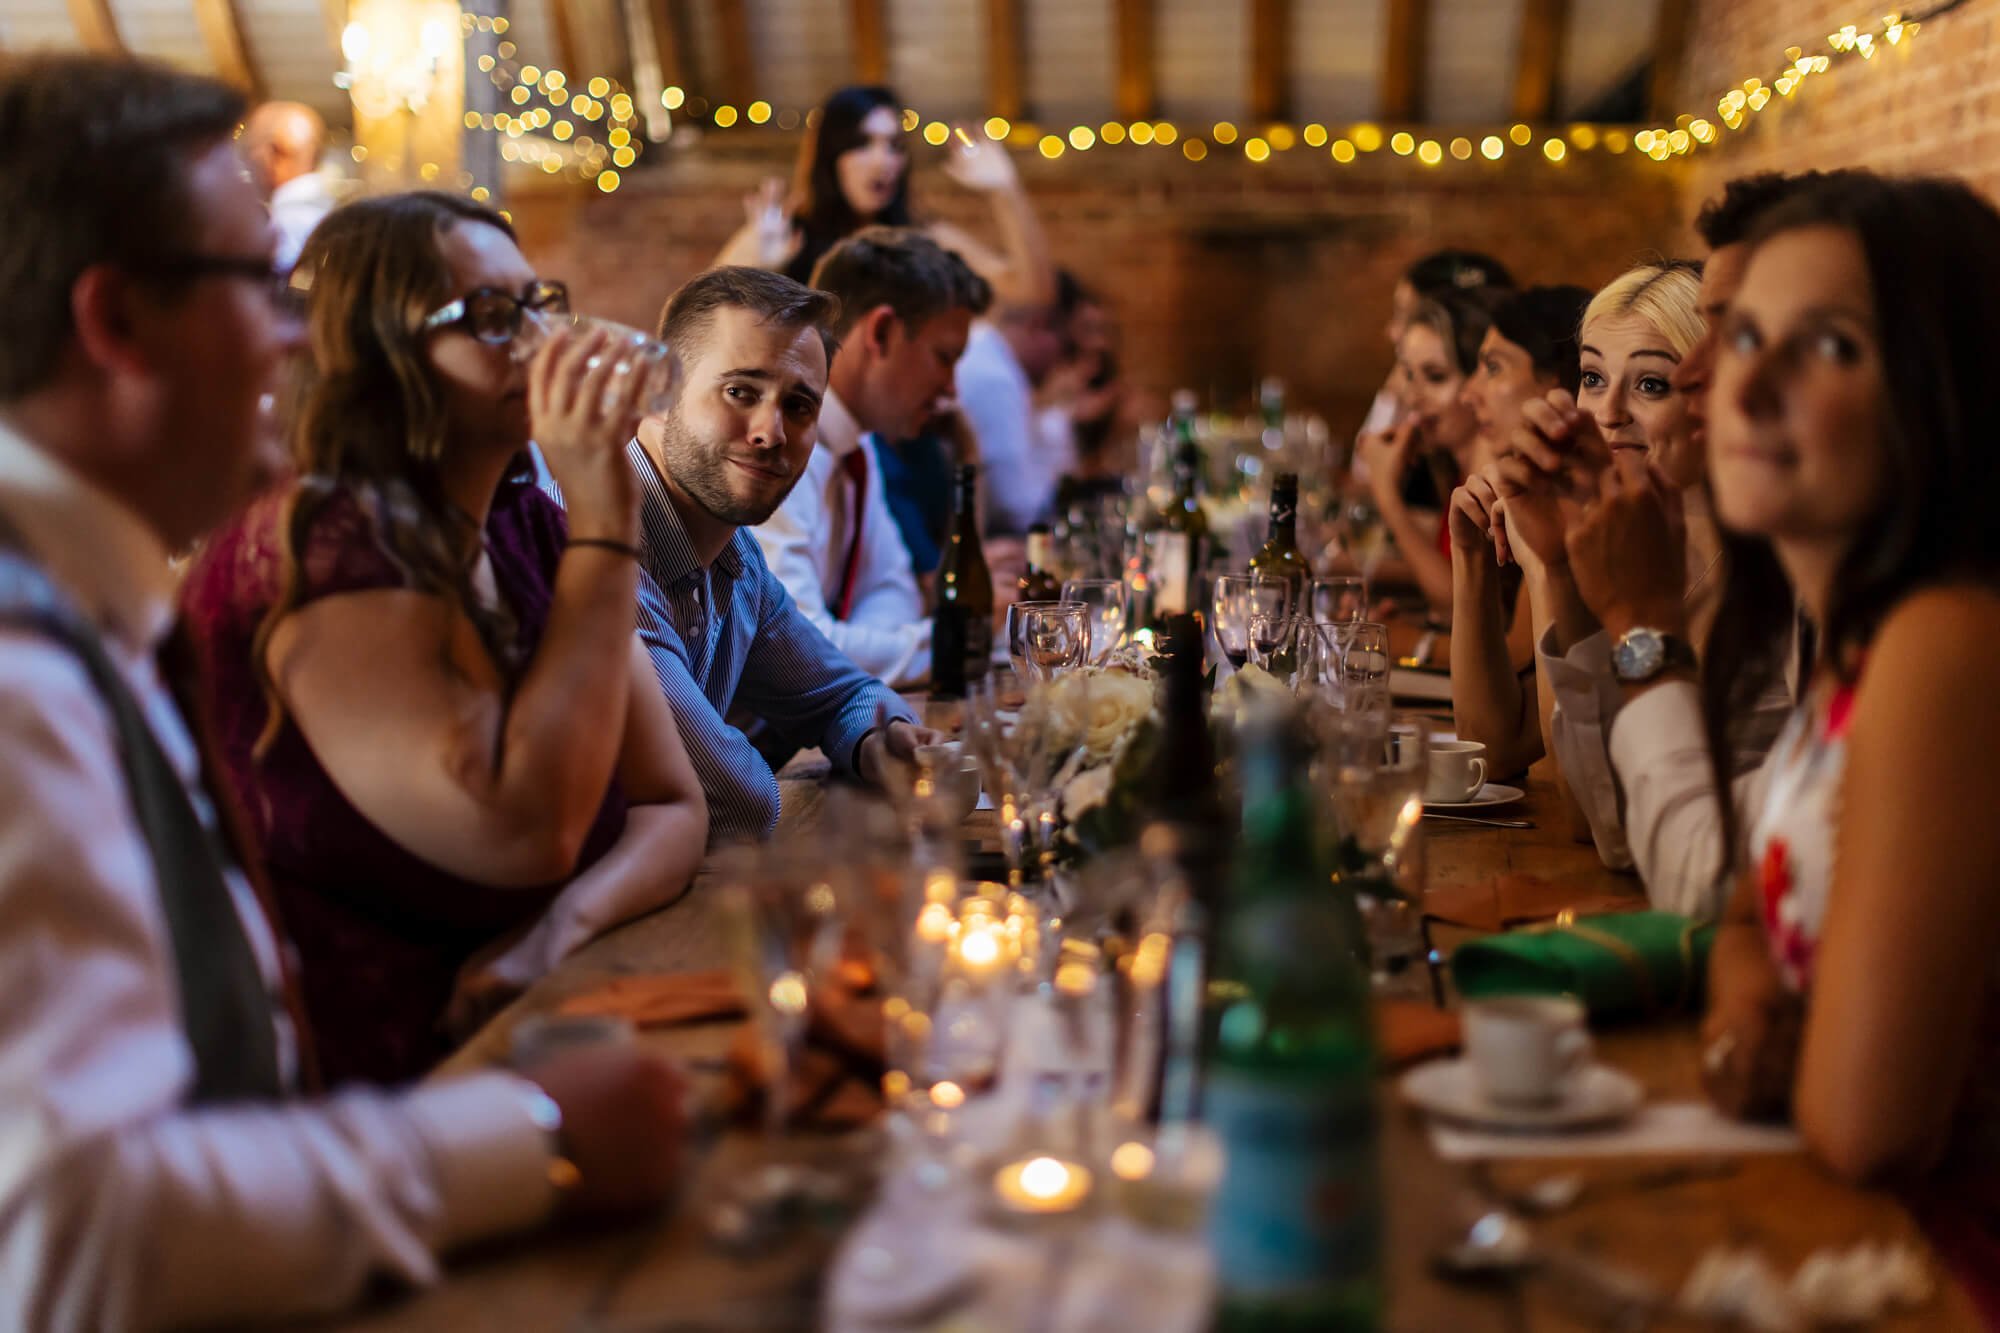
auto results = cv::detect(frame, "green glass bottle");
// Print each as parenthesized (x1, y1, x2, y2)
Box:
(931, 464, 994, 697)
(1206, 722, 1381, 1331)
(1146, 410, 1210, 633)
(1248, 472, 1311, 611)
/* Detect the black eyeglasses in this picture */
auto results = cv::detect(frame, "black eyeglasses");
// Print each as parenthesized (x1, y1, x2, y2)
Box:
(421, 280, 571, 344)
(128, 252, 306, 320)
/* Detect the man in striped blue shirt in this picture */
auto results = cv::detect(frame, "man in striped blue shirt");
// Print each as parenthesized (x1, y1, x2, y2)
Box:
(549, 268, 924, 842)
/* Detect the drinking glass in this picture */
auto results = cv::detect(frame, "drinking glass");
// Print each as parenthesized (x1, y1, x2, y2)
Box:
(1248, 613, 1313, 689)
(1212, 574, 1292, 672)
(1311, 575, 1369, 625)
(1061, 578, 1128, 664)
(1337, 620, 1392, 703)
(516, 310, 683, 418)
(1021, 603, 1089, 682)
(1007, 600, 1068, 683)
(718, 844, 850, 1136)
(1321, 707, 1431, 999)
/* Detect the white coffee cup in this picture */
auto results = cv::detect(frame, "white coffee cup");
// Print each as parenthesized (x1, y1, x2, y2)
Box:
(1462, 995, 1593, 1106)
(1426, 740, 1488, 804)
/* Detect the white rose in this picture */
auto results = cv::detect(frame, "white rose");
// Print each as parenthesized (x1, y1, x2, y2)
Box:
(1076, 670, 1157, 762)
(1062, 763, 1116, 818)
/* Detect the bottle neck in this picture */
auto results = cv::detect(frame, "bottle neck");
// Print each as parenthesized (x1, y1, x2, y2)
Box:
(1026, 532, 1054, 570)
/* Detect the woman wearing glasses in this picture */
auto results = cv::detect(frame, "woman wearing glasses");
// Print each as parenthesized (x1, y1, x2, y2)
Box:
(182, 191, 707, 1084)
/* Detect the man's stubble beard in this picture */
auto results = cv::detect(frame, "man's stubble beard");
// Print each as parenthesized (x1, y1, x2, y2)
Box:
(657, 410, 799, 528)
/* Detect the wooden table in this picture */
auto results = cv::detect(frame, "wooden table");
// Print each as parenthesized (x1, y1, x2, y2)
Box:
(321, 759, 1980, 1332)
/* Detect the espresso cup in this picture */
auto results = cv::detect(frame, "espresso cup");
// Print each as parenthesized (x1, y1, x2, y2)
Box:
(1425, 741, 1488, 804)
(1462, 995, 1593, 1106)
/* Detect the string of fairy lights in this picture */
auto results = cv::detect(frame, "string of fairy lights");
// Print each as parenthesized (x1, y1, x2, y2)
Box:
(433, 4, 1950, 193)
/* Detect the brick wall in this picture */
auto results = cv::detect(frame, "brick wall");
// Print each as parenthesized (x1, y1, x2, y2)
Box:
(508, 143, 1686, 434)
(1677, 0, 2000, 214)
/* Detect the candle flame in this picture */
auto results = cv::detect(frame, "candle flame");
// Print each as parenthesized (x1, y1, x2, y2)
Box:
(959, 927, 1001, 966)
(1020, 1156, 1071, 1199)
(1110, 1141, 1156, 1180)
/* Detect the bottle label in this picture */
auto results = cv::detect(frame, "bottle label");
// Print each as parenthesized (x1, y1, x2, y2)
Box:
(1026, 533, 1055, 572)
(1150, 531, 1192, 615)
(1205, 1070, 1379, 1295)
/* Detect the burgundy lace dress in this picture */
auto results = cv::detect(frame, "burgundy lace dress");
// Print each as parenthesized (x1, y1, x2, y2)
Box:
(180, 475, 627, 1085)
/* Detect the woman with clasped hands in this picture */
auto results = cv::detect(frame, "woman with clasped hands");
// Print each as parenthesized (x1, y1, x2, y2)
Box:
(1687, 174, 2000, 1315)
(183, 192, 707, 1085)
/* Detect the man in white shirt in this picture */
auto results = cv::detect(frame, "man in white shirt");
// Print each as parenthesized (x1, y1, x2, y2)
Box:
(956, 296, 1068, 536)
(0, 54, 685, 1330)
(752, 228, 991, 687)
(240, 99, 338, 270)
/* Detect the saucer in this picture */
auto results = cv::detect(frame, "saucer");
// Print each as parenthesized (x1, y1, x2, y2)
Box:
(1400, 1058, 1644, 1131)
(1425, 783, 1526, 811)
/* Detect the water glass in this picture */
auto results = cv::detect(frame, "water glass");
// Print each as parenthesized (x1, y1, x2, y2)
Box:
(516, 310, 683, 419)
(1212, 574, 1292, 671)
(1312, 576, 1369, 625)
(1021, 603, 1089, 681)
(1061, 577, 1128, 664)
(1336, 620, 1392, 702)
(1006, 600, 1067, 683)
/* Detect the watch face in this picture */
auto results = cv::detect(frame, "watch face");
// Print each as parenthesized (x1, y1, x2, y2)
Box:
(1615, 629, 1665, 681)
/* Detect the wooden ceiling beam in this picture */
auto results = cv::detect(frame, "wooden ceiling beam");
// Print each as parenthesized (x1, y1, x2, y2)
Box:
(1113, 0, 1154, 122)
(643, 0, 689, 91)
(715, 0, 753, 108)
(1250, 0, 1289, 124)
(1510, 0, 1567, 122)
(546, 0, 583, 81)
(1381, 0, 1430, 121)
(849, 0, 888, 85)
(1649, 0, 1693, 120)
(65, 0, 125, 54)
(986, 0, 1024, 122)
(192, 0, 262, 96)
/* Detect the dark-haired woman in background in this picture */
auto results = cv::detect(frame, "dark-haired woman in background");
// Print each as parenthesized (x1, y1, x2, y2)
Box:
(714, 84, 1054, 308)
(1446, 285, 1591, 774)
(1678, 173, 2000, 1319)
(182, 192, 707, 1084)
(1356, 248, 1515, 439)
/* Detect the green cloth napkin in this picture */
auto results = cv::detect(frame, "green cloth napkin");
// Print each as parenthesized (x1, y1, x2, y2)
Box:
(1450, 911, 1717, 1020)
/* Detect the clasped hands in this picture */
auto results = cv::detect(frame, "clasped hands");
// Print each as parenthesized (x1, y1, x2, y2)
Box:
(1451, 390, 1690, 635)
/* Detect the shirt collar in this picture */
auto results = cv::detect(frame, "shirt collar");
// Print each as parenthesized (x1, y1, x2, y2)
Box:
(0, 419, 177, 654)
(816, 389, 865, 460)
(628, 438, 743, 583)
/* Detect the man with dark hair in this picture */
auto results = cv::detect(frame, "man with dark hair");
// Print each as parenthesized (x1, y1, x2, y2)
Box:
(556, 265, 923, 841)
(240, 100, 335, 268)
(747, 228, 990, 687)
(0, 52, 688, 1328)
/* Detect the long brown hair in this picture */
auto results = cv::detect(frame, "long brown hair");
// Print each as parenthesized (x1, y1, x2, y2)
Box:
(253, 190, 524, 755)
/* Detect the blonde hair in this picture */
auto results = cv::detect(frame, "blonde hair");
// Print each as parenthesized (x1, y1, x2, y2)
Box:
(1582, 262, 1704, 358)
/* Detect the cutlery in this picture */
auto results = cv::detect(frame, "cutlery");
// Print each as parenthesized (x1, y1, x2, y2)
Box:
(1422, 811, 1535, 829)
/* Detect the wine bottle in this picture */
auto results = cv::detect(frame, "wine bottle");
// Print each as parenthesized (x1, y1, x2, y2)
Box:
(1206, 721, 1381, 1330)
(931, 464, 994, 697)
(1147, 614, 1227, 914)
(1019, 523, 1062, 603)
(1145, 419, 1210, 633)
(1248, 472, 1311, 610)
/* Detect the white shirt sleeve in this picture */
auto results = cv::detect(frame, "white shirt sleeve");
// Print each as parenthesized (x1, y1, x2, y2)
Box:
(1608, 679, 1773, 921)
(751, 449, 930, 688)
(958, 337, 1046, 536)
(1537, 626, 1635, 872)
(0, 633, 557, 1331)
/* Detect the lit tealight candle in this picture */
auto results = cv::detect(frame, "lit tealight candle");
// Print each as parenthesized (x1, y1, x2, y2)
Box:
(993, 1155, 1094, 1215)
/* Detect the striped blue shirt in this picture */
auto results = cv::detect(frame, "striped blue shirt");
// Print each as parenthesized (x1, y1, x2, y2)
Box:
(542, 442, 916, 842)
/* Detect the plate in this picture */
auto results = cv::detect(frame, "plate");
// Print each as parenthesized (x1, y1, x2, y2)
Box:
(1425, 783, 1525, 811)
(1400, 1058, 1644, 1132)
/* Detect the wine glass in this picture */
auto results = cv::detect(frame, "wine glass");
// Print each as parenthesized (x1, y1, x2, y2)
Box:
(1312, 576, 1369, 625)
(1007, 600, 1067, 684)
(1061, 578, 1128, 664)
(1021, 603, 1088, 681)
(1212, 574, 1292, 672)
(1248, 613, 1313, 689)
(1337, 620, 1391, 704)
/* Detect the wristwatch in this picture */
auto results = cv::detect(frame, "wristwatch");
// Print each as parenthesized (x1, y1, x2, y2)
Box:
(1611, 627, 1697, 684)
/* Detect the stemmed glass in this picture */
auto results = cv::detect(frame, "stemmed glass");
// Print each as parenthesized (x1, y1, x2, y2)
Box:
(1311, 576, 1369, 625)
(1212, 574, 1293, 671)
(1020, 603, 1089, 682)
(1061, 578, 1128, 665)
(1247, 613, 1313, 689)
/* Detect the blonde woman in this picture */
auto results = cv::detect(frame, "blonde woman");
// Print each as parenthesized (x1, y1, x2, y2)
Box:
(1476, 261, 1793, 914)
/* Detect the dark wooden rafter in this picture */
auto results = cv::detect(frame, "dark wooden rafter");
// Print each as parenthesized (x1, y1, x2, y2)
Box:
(986, 0, 1025, 121)
(1648, 0, 1693, 120)
(65, 0, 125, 54)
(1250, 0, 1289, 124)
(192, 0, 262, 95)
(546, 0, 583, 80)
(644, 0, 690, 90)
(1510, 0, 1567, 122)
(849, 0, 888, 85)
(715, 0, 753, 107)
(1381, 0, 1430, 121)
(1113, 0, 1154, 121)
